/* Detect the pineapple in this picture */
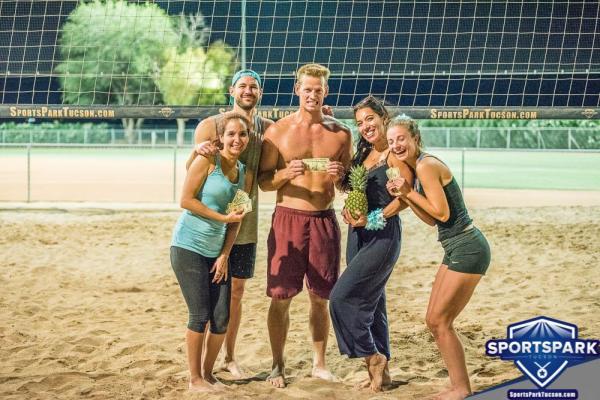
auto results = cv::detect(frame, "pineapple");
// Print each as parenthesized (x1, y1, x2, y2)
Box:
(345, 165, 368, 219)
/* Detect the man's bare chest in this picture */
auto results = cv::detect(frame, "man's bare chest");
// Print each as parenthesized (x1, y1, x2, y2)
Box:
(278, 133, 341, 160)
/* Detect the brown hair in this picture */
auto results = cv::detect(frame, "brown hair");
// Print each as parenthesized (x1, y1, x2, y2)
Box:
(295, 63, 331, 84)
(217, 111, 250, 137)
(387, 114, 423, 153)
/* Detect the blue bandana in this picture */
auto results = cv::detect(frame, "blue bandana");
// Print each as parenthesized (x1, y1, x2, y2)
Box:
(229, 69, 262, 105)
(231, 69, 262, 88)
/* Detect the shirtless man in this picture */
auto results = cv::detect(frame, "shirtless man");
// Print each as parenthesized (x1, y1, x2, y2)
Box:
(258, 63, 352, 388)
(187, 69, 273, 378)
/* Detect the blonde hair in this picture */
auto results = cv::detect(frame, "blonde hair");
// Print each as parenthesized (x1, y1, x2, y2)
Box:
(296, 63, 330, 84)
(387, 114, 423, 153)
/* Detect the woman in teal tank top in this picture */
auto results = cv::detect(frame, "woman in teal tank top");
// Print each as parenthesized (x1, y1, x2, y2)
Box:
(385, 116, 491, 400)
(170, 112, 252, 393)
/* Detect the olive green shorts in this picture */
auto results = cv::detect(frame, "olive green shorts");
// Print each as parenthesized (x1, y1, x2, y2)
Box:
(441, 227, 491, 275)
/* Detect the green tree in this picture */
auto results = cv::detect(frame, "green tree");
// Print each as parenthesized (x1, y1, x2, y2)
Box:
(55, 0, 179, 143)
(154, 15, 237, 145)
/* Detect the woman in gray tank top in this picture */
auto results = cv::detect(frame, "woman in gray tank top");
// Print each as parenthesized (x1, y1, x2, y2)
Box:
(385, 116, 491, 400)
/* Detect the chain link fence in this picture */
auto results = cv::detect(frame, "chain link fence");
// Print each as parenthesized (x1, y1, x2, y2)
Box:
(1, 144, 599, 203)
(1, 127, 600, 150)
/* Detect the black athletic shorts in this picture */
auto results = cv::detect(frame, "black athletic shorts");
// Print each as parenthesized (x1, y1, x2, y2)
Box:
(229, 243, 257, 279)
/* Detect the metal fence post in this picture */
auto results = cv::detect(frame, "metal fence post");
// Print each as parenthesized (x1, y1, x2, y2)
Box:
(506, 130, 511, 149)
(27, 144, 31, 202)
(461, 148, 465, 194)
(111, 128, 115, 144)
(446, 129, 450, 148)
(476, 128, 481, 148)
(568, 129, 572, 150)
(164, 129, 169, 145)
(173, 146, 177, 203)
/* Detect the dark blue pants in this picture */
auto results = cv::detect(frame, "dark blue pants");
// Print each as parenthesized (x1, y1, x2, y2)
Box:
(329, 217, 401, 359)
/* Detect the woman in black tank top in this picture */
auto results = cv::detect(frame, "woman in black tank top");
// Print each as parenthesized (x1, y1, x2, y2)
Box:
(329, 96, 413, 392)
(385, 116, 491, 400)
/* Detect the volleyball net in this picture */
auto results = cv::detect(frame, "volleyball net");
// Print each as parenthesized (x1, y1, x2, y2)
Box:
(1, 0, 599, 120)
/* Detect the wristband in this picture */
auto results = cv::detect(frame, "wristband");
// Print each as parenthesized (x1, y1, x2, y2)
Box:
(365, 208, 386, 231)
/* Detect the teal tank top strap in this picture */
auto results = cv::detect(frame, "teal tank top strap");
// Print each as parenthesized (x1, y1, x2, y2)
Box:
(213, 152, 223, 174)
(237, 159, 246, 184)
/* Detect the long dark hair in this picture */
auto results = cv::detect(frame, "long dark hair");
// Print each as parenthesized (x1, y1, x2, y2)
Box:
(340, 95, 390, 191)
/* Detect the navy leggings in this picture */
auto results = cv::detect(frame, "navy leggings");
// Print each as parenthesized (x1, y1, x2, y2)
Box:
(170, 246, 231, 334)
(329, 217, 401, 360)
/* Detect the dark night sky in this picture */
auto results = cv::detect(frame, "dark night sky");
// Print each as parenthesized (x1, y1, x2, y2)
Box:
(1, 0, 598, 107)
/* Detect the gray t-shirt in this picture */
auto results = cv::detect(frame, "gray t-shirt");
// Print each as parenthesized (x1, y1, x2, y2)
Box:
(212, 114, 268, 244)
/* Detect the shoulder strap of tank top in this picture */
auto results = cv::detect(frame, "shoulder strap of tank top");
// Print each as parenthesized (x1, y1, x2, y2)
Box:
(415, 152, 454, 190)
(214, 152, 222, 171)
(254, 114, 265, 137)
(417, 152, 449, 168)
(416, 152, 428, 163)
(385, 149, 392, 162)
(413, 152, 427, 192)
(253, 114, 260, 130)
(417, 153, 447, 166)
(237, 159, 246, 174)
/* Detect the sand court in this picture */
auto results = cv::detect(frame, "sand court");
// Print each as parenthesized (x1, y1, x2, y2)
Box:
(1, 200, 599, 399)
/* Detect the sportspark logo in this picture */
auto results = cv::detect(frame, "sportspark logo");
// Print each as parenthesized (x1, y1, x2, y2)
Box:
(486, 316, 598, 399)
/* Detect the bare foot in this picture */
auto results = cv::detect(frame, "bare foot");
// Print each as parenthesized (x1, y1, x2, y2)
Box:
(203, 374, 227, 390)
(188, 376, 215, 392)
(381, 362, 391, 386)
(355, 374, 392, 390)
(354, 378, 371, 389)
(223, 359, 246, 379)
(355, 362, 391, 390)
(434, 388, 471, 400)
(367, 353, 387, 392)
(311, 366, 338, 382)
(429, 386, 452, 399)
(266, 365, 286, 388)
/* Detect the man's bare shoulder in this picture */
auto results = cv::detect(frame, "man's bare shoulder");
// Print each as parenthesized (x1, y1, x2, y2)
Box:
(195, 114, 219, 127)
(194, 115, 218, 136)
(275, 113, 297, 127)
(264, 114, 295, 139)
(322, 115, 352, 135)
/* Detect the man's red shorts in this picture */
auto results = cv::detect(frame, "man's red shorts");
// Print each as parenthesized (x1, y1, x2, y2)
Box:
(267, 206, 341, 299)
